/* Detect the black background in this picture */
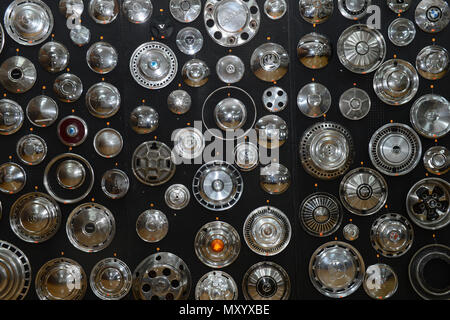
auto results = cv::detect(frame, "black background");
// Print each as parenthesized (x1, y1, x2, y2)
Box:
(0, 0, 448, 301)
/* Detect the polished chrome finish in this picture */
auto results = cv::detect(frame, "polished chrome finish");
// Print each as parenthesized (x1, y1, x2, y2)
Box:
(299, 192, 342, 237)
(0, 99, 24, 135)
(343, 223, 359, 241)
(243, 206, 291, 256)
(88, 0, 119, 24)
(409, 244, 450, 300)
(0, 56, 36, 93)
(70, 25, 91, 46)
(370, 213, 414, 257)
(263, 86, 287, 113)
(297, 82, 331, 118)
(59, 0, 84, 17)
(264, 0, 287, 20)
(66, 202, 116, 252)
(195, 221, 240, 268)
(35, 258, 86, 300)
(415, 0, 450, 33)
(176, 27, 203, 55)
(388, 18, 416, 47)
(242, 261, 290, 300)
(297, 32, 332, 70)
(192, 161, 243, 211)
(165, 184, 190, 210)
(9, 192, 61, 243)
(337, 24, 386, 74)
(0, 162, 26, 194)
(423, 146, 449, 175)
(204, 0, 260, 47)
(196, 271, 237, 300)
(4, 0, 53, 46)
(136, 209, 169, 243)
(386, 60, 418, 100)
(416, 45, 449, 80)
(387, 0, 411, 13)
(406, 178, 450, 230)
(410, 94, 449, 139)
(132, 252, 191, 300)
(250, 43, 289, 82)
(132, 141, 176, 186)
(93, 128, 123, 158)
(53, 73, 83, 103)
(57, 115, 88, 146)
(340, 167, 388, 216)
(260, 163, 290, 195)
(0, 23, 5, 54)
(101, 169, 129, 199)
(130, 105, 159, 134)
(90, 258, 132, 300)
(16, 134, 47, 165)
(363, 264, 398, 300)
(309, 241, 365, 298)
(339, 87, 371, 120)
(170, 0, 201, 23)
(369, 123, 422, 176)
(26, 95, 58, 128)
(86, 42, 118, 74)
(182, 59, 209, 87)
(85, 82, 120, 119)
(255, 115, 288, 149)
(130, 42, 178, 89)
(299, 0, 333, 24)
(173, 127, 205, 160)
(0, 241, 30, 300)
(122, 0, 152, 24)
(216, 55, 245, 84)
(338, 0, 371, 20)
(43, 153, 94, 204)
(38, 41, 69, 73)
(300, 122, 354, 180)
(168, 90, 191, 115)
(214, 98, 247, 131)
(234, 142, 259, 171)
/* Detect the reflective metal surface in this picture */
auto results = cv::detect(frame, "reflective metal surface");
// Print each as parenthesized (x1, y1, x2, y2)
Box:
(309, 241, 365, 298)
(132, 141, 176, 186)
(101, 169, 129, 199)
(53, 73, 83, 103)
(300, 122, 354, 180)
(299, 0, 333, 24)
(415, 0, 450, 33)
(216, 55, 245, 84)
(130, 105, 159, 134)
(70, 25, 91, 46)
(406, 178, 450, 230)
(170, 0, 201, 23)
(168, 90, 192, 115)
(66, 202, 116, 252)
(388, 18, 416, 47)
(35, 258, 86, 300)
(263, 86, 287, 113)
(337, 0, 371, 20)
(363, 264, 398, 300)
(88, 0, 119, 24)
(165, 184, 190, 210)
(423, 146, 449, 175)
(9, 192, 61, 243)
(387, 0, 411, 13)
(26, 95, 58, 128)
(0, 162, 26, 195)
(234, 142, 259, 171)
(172, 127, 205, 160)
(192, 161, 243, 211)
(264, 0, 287, 20)
(16, 134, 47, 165)
(370, 213, 414, 257)
(0, 56, 37, 93)
(297, 32, 332, 70)
(182, 58, 210, 87)
(130, 42, 178, 89)
(38, 41, 70, 73)
(243, 206, 291, 256)
(195, 271, 238, 300)
(369, 123, 422, 176)
(0, 240, 31, 300)
(176, 27, 203, 55)
(339, 87, 371, 120)
(260, 163, 290, 195)
(214, 97, 247, 131)
(0, 99, 24, 135)
(195, 221, 240, 268)
(416, 45, 449, 80)
(339, 167, 388, 216)
(132, 252, 191, 300)
(4, 0, 53, 46)
(204, 0, 261, 47)
(0, 23, 5, 54)
(56, 160, 86, 189)
(337, 24, 386, 74)
(136, 209, 169, 243)
(299, 192, 343, 237)
(59, 0, 84, 17)
(297, 82, 331, 118)
(242, 261, 290, 300)
(250, 43, 289, 82)
(86, 41, 118, 74)
(93, 128, 123, 158)
(122, 0, 153, 24)
(85, 82, 121, 119)
(57, 115, 88, 146)
(90, 258, 132, 300)
(255, 115, 288, 149)
(410, 94, 449, 139)
(343, 223, 359, 241)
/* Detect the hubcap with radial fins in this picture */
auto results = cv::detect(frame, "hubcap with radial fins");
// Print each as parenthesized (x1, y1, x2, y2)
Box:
(0, 240, 31, 300)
